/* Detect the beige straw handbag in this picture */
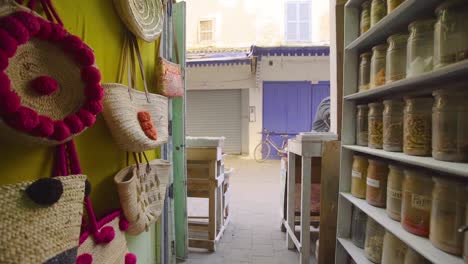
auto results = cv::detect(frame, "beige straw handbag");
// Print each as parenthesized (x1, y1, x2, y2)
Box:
(113, 0, 164, 42)
(114, 152, 171, 235)
(102, 34, 168, 153)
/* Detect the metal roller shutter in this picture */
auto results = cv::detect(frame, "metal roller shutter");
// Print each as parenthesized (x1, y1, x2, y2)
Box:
(186, 89, 242, 154)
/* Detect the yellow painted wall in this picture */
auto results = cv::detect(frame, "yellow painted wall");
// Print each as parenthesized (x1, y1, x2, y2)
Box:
(0, 0, 160, 218)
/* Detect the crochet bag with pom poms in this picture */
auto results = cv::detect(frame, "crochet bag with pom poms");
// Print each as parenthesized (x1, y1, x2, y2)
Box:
(0, 0, 103, 145)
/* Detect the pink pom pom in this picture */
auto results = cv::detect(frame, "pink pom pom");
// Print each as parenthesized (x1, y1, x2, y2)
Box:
(33, 115, 54, 137)
(49, 23, 65, 41)
(96, 226, 115, 244)
(81, 66, 101, 85)
(13, 11, 40, 36)
(125, 253, 137, 264)
(77, 109, 96, 127)
(85, 84, 104, 101)
(0, 72, 10, 92)
(0, 91, 20, 115)
(51, 120, 71, 141)
(5, 106, 39, 131)
(0, 16, 29, 44)
(64, 114, 84, 134)
(0, 29, 18, 57)
(31, 76, 58, 95)
(62, 34, 83, 52)
(84, 100, 103, 115)
(0, 50, 8, 71)
(76, 253, 93, 264)
(36, 19, 52, 39)
(119, 217, 129, 231)
(75, 46, 95, 66)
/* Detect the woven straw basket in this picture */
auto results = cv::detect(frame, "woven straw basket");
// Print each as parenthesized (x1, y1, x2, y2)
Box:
(0, 175, 86, 264)
(113, 0, 164, 42)
(114, 157, 171, 235)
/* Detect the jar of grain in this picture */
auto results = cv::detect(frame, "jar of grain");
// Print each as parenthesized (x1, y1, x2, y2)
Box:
(361, 1, 371, 34)
(351, 206, 368, 248)
(387, 165, 404, 221)
(368, 102, 384, 149)
(357, 104, 369, 146)
(432, 89, 468, 162)
(371, 0, 387, 27)
(382, 231, 407, 264)
(370, 44, 388, 88)
(352, 155, 368, 199)
(359, 52, 372, 91)
(403, 97, 433, 156)
(401, 169, 433, 237)
(386, 34, 408, 83)
(404, 247, 431, 264)
(407, 19, 436, 77)
(387, 0, 404, 13)
(365, 217, 385, 263)
(430, 177, 466, 255)
(383, 99, 404, 152)
(366, 159, 388, 207)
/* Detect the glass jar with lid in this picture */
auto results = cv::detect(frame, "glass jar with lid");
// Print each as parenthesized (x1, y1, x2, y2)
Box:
(382, 231, 407, 264)
(387, 164, 404, 221)
(351, 206, 368, 248)
(370, 44, 388, 89)
(364, 217, 385, 263)
(368, 102, 384, 149)
(434, 0, 468, 69)
(383, 99, 404, 152)
(387, 0, 405, 13)
(371, 0, 387, 27)
(356, 104, 369, 146)
(401, 169, 433, 237)
(361, 1, 371, 35)
(432, 89, 468, 162)
(366, 159, 388, 207)
(403, 97, 433, 156)
(386, 34, 408, 83)
(359, 52, 372, 91)
(430, 177, 466, 256)
(351, 155, 368, 198)
(404, 247, 431, 264)
(406, 19, 436, 78)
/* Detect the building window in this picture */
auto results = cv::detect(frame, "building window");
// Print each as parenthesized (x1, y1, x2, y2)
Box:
(198, 19, 214, 44)
(285, 1, 312, 42)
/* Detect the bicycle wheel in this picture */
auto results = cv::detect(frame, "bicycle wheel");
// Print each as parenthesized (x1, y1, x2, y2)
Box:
(254, 142, 271, 162)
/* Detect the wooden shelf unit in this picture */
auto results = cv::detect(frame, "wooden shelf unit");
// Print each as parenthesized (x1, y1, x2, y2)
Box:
(336, 1, 468, 263)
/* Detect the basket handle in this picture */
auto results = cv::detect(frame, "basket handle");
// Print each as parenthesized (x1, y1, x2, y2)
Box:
(18, 0, 63, 25)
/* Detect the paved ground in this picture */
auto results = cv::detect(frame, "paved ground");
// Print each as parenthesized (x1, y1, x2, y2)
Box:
(183, 156, 317, 264)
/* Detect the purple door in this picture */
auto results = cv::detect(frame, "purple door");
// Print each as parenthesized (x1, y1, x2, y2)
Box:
(262, 81, 330, 159)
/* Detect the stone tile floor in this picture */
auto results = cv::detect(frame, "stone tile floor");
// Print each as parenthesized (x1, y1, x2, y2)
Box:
(183, 156, 317, 264)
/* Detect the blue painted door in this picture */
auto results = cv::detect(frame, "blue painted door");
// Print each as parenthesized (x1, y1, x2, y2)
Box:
(262, 81, 330, 159)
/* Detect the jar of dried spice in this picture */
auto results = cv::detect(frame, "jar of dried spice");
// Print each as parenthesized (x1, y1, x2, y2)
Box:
(370, 44, 388, 88)
(359, 52, 372, 91)
(357, 104, 369, 146)
(404, 247, 431, 264)
(382, 231, 407, 264)
(401, 169, 433, 237)
(403, 97, 433, 156)
(351, 206, 368, 248)
(386, 34, 408, 83)
(430, 177, 466, 256)
(365, 217, 385, 263)
(387, 165, 404, 221)
(352, 155, 368, 199)
(366, 159, 388, 207)
(361, 1, 371, 35)
(434, 0, 468, 69)
(371, 0, 387, 27)
(383, 99, 404, 152)
(407, 19, 436, 77)
(432, 89, 468, 162)
(387, 0, 405, 13)
(368, 102, 384, 149)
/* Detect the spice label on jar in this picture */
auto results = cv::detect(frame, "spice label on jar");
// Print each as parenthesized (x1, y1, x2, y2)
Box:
(366, 178, 380, 188)
(388, 188, 401, 200)
(352, 170, 362, 179)
(411, 194, 431, 211)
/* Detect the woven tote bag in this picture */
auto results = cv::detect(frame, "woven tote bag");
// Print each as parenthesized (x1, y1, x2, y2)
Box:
(0, 0, 103, 146)
(114, 152, 171, 235)
(113, 0, 164, 42)
(102, 34, 168, 152)
(154, 30, 183, 97)
(0, 142, 87, 264)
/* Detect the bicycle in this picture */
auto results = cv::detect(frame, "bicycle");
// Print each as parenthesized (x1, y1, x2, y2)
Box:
(254, 129, 288, 162)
